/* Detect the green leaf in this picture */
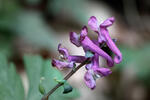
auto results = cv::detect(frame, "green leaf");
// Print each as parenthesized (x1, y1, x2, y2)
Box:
(63, 83, 73, 94)
(0, 54, 79, 100)
(0, 53, 25, 100)
(0, 39, 13, 58)
(39, 83, 46, 95)
(24, 55, 80, 100)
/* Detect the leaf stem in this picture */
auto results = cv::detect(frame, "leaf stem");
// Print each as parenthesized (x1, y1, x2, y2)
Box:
(41, 58, 90, 100)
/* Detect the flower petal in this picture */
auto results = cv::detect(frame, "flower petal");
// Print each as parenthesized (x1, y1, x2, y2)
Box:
(68, 55, 86, 63)
(100, 17, 115, 27)
(70, 32, 81, 47)
(91, 54, 111, 77)
(52, 59, 74, 69)
(100, 18, 122, 64)
(94, 67, 112, 77)
(97, 17, 114, 43)
(93, 53, 99, 66)
(80, 26, 88, 41)
(104, 32, 122, 63)
(81, 36, 114, 67)
(84, 70, 96, 90)
(88, 16, 99, 32)
(58, 44, 69, 59)
(92, 40, 99, 46)
(85, 63, 93, 70)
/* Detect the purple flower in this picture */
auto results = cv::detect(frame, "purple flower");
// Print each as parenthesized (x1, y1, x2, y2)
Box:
(88, 16, 122, 64)
(52, 59, 74, 70)
(70, 26, 114, 67)
(52, 44, 86, 69)
(51, 16, 122, 90)
(84, 54, 112, 89)
(70, 32, 81, 47)
(84, 70, 96, 90)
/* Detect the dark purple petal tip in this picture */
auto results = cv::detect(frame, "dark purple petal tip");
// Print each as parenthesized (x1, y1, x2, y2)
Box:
(57, 44, 69, 59)
(80, 26, 88, 41)
(52, 59, 56, 67)
(70, 32, 81, 47)
(114, 54, 122, 64)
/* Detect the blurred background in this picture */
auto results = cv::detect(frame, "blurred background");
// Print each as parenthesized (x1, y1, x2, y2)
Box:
(0, 0, 150, 100)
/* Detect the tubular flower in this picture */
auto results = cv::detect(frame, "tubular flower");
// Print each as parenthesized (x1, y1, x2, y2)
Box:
(88, 16, 122, 64)
(52, 59, 74, 69)
(70, 26, 114, 67)
(84, 54, 112, 89)
(52, 44, 86, 70)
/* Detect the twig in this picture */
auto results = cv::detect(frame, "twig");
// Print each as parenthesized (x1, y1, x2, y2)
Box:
(41, 58, 90, 100)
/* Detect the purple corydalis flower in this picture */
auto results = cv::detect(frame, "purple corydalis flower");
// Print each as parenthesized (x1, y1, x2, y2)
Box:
(70, 26, 114, 67)
(52, 44, 86, 69)
(58, 44, 69, 60)
(84, 54, 112, 89)
(52, 59, 74, 70)
(88, 16, 122, 64)
(89, 54, 112, 77)
(52, 16, 122, 90)
(69, 26, 88, 47)
(84, 68, 111, 90)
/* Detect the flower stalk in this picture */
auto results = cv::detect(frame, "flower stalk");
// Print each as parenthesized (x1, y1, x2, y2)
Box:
(41, 58, 90, 100)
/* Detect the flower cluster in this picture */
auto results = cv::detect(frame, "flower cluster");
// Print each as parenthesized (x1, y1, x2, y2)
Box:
(52, 16, 122, 90)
